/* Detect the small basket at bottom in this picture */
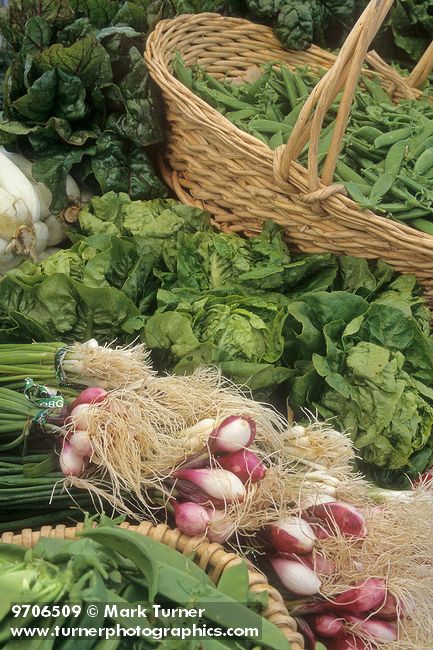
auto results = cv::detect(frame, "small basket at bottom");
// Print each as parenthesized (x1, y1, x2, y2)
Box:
(1, 521, 304, 649)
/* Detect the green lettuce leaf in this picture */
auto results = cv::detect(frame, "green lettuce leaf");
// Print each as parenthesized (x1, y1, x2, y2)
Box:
(0, 272, 141, 342)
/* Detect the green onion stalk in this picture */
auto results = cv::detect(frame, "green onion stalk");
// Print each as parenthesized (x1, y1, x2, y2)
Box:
(0, 454, 103, 533)
(0, 387, 67, 454)
(0, 342, 76, 393)
(0, 339, 148, 393)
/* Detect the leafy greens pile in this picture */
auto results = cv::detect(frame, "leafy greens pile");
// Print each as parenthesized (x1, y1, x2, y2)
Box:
(2, 192, 433, 485)
(0, 0, 176, 211)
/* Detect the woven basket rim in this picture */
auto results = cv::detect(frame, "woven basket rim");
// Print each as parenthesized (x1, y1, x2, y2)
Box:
(0, 521, 305, 648)
(145, 12, 433, 255)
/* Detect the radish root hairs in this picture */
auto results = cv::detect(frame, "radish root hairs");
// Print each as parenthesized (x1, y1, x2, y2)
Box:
(60, 341, 155, 389)
(310, 489, 433, 650)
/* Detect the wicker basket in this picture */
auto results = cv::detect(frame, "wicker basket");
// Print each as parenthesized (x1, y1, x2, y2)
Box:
(145, 0, 433, 305)
(1, 521, 304, 649)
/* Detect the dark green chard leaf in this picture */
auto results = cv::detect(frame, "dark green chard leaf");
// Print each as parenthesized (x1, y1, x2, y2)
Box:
(0, 0, 166, 208)
(69, 0, 124, 29)
(2, 0, 74, 51)
(21, 16, 53, 56)
(37, 35, 112, 87)
(106, 46, 163, 146)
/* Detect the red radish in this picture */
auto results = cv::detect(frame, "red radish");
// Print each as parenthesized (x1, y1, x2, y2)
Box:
(303, 501, 367, 539)
(310, 523, 333, 540)
(294, 616, 316, 650)
(329, 633, 371, 649)
(327, 579, 387, 614)
(175, 468, 245, 506)
(173, 501, 210, 537)
(345, 615, 398, 642)
(374, 592, 399, 620)
(271, 557, 322, 596)
(311, 613, 344, 637)
(206, 509, 234, 543)
(209, 416, 256, 454)
(69, 430, 92, 458)
(277, 551, 335, 576)
(217, 449, 265, 484)
(268, 517, 316, 554)
(414, 468, 433, 487)
(69, 404, 92, 430)
(60, 441, 86, 477)
(71, 387, 107, 409)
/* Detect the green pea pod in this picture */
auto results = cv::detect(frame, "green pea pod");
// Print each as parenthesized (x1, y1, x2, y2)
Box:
(266, 104, 281, 121)
(362, 76, 393, 105)
(294, 73, 309, 98)
(353, 126, 384, 144)
(282, 102, 303, 126)
(243, 70, 271, 102)
(369, 172, 394, 205)
(280, 65, 299, 109)
(204, 73, 232, 95)
(226, 108, 256, 124)
(336, 161, 367, 184)
(251, 129, 269, 145)
(409, 218, 433, 235)
(344, 182, 374, 208)
(414, 148, 433, 175)
(408, 123, 433, 157)
(384, 139, 408, 176)
(172, 54, 193, 90)
(394, 208, 433, 220)
(374, 128, 412, 148)
(269, 131, 284, 149)
(397, 173, 430, 195)
(249, 119, 288, 134)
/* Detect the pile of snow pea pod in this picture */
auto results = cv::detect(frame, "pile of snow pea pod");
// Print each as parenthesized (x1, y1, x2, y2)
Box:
(174, 54, 433, 234)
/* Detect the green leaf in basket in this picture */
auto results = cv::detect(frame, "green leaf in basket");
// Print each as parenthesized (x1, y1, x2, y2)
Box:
(344, 181, 375, 208)
(217, 561, 250, 602)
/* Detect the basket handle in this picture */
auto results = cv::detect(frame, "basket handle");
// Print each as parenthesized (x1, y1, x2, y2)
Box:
(366, 50, 419, 99)
(407, 41, 433, 89)
(274, 0, 395, 193)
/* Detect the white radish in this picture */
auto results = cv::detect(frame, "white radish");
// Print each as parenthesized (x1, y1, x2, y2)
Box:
(0, 186, 32, 239)
(60, 441, 86, 477)
(0, 150, 40, 221)
(69, 430, 92, 458)
(300, 494, 337, 509)
(345, 615, 398, 642)
(2, 149, 80, 208)
(271, 557, 322, 596)
(70, 404, 92, 430)
(268, 517, 316, 554)
(45, 214, 67, 246)
(33, 221, 49, 256)
(206, 509, 234, 543)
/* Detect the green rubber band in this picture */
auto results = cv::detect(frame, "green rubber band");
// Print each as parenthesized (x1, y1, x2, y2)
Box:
(24, 378, 65, 409)
(54, 347, 68, 385)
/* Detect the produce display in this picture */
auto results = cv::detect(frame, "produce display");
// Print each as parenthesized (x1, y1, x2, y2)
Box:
(1, 0, 433, 649)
